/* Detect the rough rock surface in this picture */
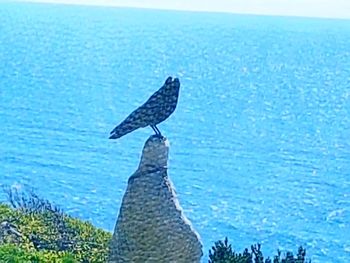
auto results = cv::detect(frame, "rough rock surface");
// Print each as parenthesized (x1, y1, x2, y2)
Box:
(108, 135, 202, 263)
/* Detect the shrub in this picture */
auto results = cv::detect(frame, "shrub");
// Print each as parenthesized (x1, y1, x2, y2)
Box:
(208, 237, 311, 263)
(0, 188, 112, 263)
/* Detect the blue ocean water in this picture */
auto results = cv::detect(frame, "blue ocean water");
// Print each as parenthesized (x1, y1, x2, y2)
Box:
(1, 2, 350, 262)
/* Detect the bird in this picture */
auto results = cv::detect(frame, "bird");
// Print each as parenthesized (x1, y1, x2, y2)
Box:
(109, 76, 180, 140)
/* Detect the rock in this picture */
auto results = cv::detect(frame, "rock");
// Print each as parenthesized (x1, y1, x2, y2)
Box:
(0, 220, 22, 245)
(108, 135, 203, 263)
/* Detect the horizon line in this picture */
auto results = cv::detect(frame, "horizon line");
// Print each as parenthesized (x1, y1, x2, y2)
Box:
(12, 0, 350, 20)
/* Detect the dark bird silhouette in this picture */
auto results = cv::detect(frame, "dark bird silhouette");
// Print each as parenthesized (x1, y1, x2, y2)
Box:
(109, 76, 180, 139)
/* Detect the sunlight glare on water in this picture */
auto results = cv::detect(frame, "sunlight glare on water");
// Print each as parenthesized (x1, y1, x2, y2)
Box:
(1, 2, 350, 262)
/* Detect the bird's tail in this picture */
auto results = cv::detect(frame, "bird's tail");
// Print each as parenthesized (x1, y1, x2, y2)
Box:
(109, 119, 140, 139)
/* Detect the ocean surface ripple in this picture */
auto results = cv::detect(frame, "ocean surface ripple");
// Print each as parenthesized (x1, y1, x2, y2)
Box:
(1, 3, 350, 262)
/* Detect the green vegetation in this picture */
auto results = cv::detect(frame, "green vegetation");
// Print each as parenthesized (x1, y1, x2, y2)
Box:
(0, 188, 111, 262)
(0, 244, 76, 263)
(208, 237, 310, 263)
(0, 188, 311, 262)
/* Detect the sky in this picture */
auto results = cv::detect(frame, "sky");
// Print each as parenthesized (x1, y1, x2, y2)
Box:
(14, 0, 350, 19)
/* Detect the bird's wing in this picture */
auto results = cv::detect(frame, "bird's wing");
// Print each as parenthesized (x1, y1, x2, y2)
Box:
(109, 76, 175, 139)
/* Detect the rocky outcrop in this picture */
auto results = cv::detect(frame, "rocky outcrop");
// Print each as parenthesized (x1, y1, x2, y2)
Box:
(0, 220, 22, 245)
(108, 135, 203, 263)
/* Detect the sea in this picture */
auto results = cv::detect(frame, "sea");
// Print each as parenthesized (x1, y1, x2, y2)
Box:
(1, 2, 350, 262)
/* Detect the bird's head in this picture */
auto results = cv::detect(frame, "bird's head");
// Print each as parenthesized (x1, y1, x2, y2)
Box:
(173, 78, 180, 86)
(164, 76, 180, 90)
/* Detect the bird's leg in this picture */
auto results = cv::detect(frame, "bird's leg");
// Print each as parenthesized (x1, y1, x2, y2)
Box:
(154, 125, 163, 137)
(151, 125, 159, 135)
(151, 125, 163, 137)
